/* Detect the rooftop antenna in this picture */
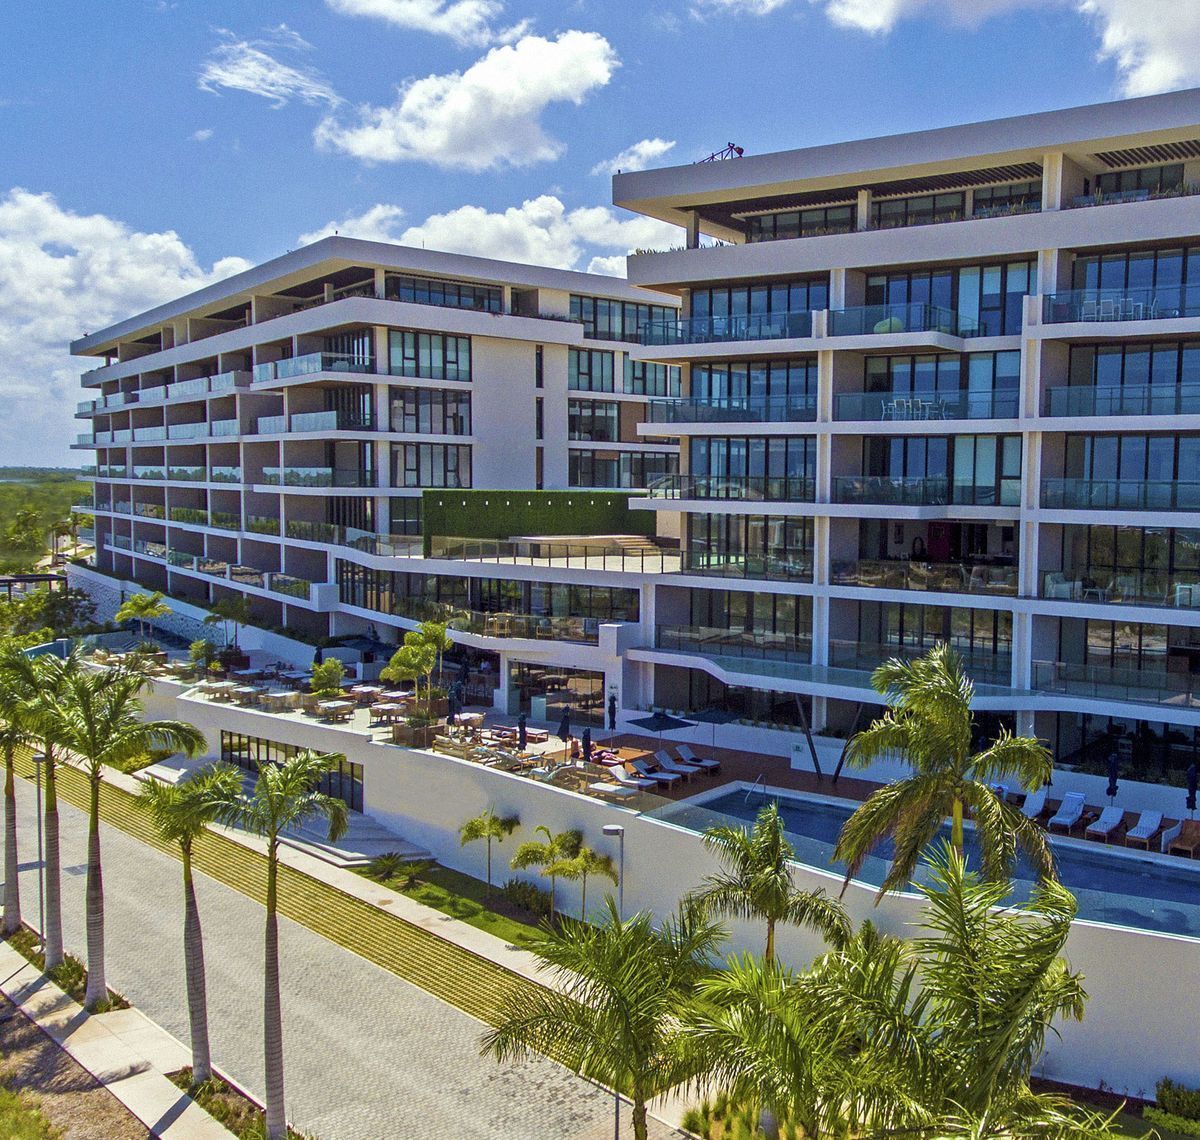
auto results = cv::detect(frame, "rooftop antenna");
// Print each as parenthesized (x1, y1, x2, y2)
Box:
(698, 142, 744, 163)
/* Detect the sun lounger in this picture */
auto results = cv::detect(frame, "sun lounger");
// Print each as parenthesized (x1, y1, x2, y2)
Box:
(1124, 811, 1163, 849)
(674, 745, 721, 774)
(1084, 805, 1126, 842)
(1047, 791, 1086, 833)
(654, 752, 700, 780)
(1020, 786, 1048, 819)
(610, 766, 656, 791)
(1164, 819, 1200, 857)
(588, 782, 639, 800)
(631, 759, 681, 787)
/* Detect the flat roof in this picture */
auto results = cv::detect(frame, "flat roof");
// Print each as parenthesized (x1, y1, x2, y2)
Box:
(613, 87, 1200, 230)
(72, 236, 676, 356)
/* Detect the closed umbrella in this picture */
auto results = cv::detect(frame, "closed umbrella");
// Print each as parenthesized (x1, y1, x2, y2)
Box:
(447, 689, 460, 725)
(517, 713, 527, 752)
(557, 709, 571, 743)
(457, 659, 470, 684)
(1106, 752, 1120, 802)
(1187, 763, 1197, 818)
(312, 645, 324, 666)
(607, 693, 618, 733)
(582, 727, 592, 763)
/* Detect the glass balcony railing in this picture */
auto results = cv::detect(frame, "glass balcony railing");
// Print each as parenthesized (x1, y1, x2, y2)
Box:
(1044, 383, 1200, 417)
(427, 535, 673, 571)
(1032, 660, 1200, 707)
(210, 511, 241, 532)
(833, 558, 1017, 595)
(112, 501, 131, 515)
(76, 433, 95, 446)
(168, 507, 208, 525)
(246, 515, 281, 536)
(832, 475, 1021, 507)
(113, 429, 132, 443)
(828, 303, 980, 338)
(171, 377, 210, 399)
(680, 550, 811, 581)
(640, 310, 813, 346)
(256, 416, 287, 434)
(101, 465, 129, 478)
(110, 534, 132, 551)
(269, 574, 312, 601)
(132, 465, 165, 481)
(167, 422, 208, 440)
(263, 467, 376, 488)
(834, 389, 1019, 421)
(647, 394, 817, 424)
(1067, 184, 1200, 210)
(128, 538, 313, 600)
(1042, 569, 1200, 607)
(133, 503, 165, 520)
(656, 624, 813, 663)
(387, 596, 603, 644)
(831, 640, 1012, 684)
(139, 386, 167, 403)
(290, 410, 374, 432)
(211, 419, 240, 436)
(208, 371, 244, 393)
(168, 465, 205, 482)
(1041, 478, 1200, 511)
(252, 353, 375, 382)
(1042, 285, 1200, 324)
(209, 466, 241, 483)
(647, 474, 815, 502)
(132, 426, 167, 442)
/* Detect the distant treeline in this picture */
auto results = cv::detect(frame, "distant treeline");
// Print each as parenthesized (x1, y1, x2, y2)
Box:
(0, 467, 86, 483)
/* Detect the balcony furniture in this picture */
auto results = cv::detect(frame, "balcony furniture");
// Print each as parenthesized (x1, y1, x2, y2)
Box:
(1125, 811, 1164, 849)
(1020, 786, 1048, 819)
(1084, 805, 1126, 842)
(631, 760, 682, 787)
(232, 686, 261, 706)
(609, 766, 656, 792)
(261, 691, 299, 713)
(369, 702, 406, 725)
(318, 700, 354, 723)
(1165, 819, 1200, 857)
(1109, 575, 1140, 602)
(1047, 792, 1087, 833)
(588, 781, 639, 800)
(1172, 583, 1200, 607)
(654, 753, 700, 781)
(674, 745, 722, 774)
(1081, 583, 1108, 603)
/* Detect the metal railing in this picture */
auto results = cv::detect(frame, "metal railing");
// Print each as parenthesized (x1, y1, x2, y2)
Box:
(1042, 285, 1200, 324)
(1044, 382, 1200, 417)
(828, 303, 980, 338)
(640, 310, 813, 346)
(1041, 478, 1200, 511)
(834, 389, 1019, 421)
(647, 394, 817, 424)
(833, 558, 1018, 595)
(1042, 569, 1200, 607)
(647, 474, 816, 502)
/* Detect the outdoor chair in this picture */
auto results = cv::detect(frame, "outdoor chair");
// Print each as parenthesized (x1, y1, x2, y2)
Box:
(588, 781, 639, 800)
(654, 752, 700, 780)
(1124, 811, 1164, 849)
(1084, 805, 1126, 842)
(675, 745, 722, 774)
(1019, 786, 1048, 819)
(609, 766, 656, 791)
(1047, 791, 1087, 833)
(630, 759, 682, 787)
(1164, 819, 1200, 857)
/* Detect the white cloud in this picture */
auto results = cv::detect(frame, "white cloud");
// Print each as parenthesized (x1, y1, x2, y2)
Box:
(313, 31, 617, 170)
(324, 0, 528, 46)
(298, 203, 408, 244)
(585, 254, 628, 276)
(190, 128, 214, 143)
(198, 26, 340, 108)
(0, 189, 251, 466)
(1080, 0, 1200, 95)
(591, 137, 676, 176)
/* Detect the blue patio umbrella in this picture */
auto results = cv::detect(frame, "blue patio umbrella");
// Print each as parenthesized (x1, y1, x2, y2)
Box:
(517, 713, 527, 752)
(582, 727, 592, 763)
(1187, 763, 1197, 818)
(627, 712, 696, 747)
(1106, 752, 1120, 801)
(690, 706, 739, 749)
(557, 709, 571, 743)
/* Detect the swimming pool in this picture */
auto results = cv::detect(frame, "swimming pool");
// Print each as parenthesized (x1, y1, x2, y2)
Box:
(649, 787, 1200, 939)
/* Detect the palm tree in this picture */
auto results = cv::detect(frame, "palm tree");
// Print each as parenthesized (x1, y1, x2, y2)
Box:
(548, 846, 618, 920)
(459, 808, 519, 898)
(510, 826, 581, 918)
(417, 621, 454, 685)
(38, 667, 204, 1008)
(482, 900, 726, 1140)
(203, 595, 252, 650)
(138, 764, 243, 1084)
(215, 751, 348, 1140)
(115, 590, 171, 643)
(834, 643, 1054, 898)
(691, 802, 850, 964)
(0, 640, 37, 935)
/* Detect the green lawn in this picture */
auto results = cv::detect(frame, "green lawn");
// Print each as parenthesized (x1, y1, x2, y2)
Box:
(360, 863, 545, 950)
(0, 1084, 57, 1140)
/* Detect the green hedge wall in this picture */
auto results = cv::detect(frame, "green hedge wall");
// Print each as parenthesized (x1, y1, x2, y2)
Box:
(421, 490, 654, 552)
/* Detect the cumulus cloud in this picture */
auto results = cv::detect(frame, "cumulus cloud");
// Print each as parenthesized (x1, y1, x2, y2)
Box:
(298, 195, 679, 271)
(190, 128, 214, 142)
(0, 189, 250, 466)
(591, 137, 676, 176)
(324, 0, 528, 46)
(198, 26, 340, 108)
(313, 31, 618, 170)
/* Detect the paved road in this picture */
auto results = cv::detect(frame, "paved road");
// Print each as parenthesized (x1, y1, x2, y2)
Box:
(6, 777, 683, 1140)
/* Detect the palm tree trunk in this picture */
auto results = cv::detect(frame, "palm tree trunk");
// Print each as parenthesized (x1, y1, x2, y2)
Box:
(580, 872, 588, 921)
(83, 771, 107, 1009)
(3, 747, 21, 936)
(181, 844, 213, 1084)
(485, 838, 492, 899)
(632, 1098, 648, 1140)
(42, 750, 64, 971)
(548, 873, 556, 920)
(263, 841, 286, 1140)
(765, 917, 775, 967)
(951, 796, 965, 856)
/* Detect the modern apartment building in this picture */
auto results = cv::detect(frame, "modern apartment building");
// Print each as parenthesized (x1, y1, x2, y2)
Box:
(615, 86, 1200, 777)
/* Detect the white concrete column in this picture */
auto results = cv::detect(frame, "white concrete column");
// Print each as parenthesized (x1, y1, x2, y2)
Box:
(686, 211, 701, 250)
(856, 189, 872, 230)
(816, 349, 835, 423)
(373, 267, 386, 299)
(829, 268, 848, 311)
(811, 595, 830, 666)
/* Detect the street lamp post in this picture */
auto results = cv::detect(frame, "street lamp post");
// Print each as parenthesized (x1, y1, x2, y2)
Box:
(601, 822, 626, 1140)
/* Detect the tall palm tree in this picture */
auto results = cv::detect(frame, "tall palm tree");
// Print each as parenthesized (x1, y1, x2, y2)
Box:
(38, 668, 204, 1009)
(691, 802, 850, 964)
(0, 640, 37, 935)
(138, 763, 243, 1084)
(834, 643, 1054, 898)
(115, 590, 171, 643)
(458, 807, 519, 897)
(510, 825, 581, 918)
(482, 900, 725, 1140)
(548, 846, 618, 920)
(215, 750, 348, 1140)
(203, 595, 252, 650)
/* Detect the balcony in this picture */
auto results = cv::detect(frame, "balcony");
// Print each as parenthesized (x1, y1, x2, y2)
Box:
(833, 558, 1017, 595)
(1041, 285, 1200, 324)
(211, 419, 240, 437)
(132, 465, 165, 481)
(833, 475, 1021, 507)
(640, 310, 812, 347)
(258, 410, 375, 434)
(656, 624, 813, 663)
(1044, 382, 1200, 418)
(127, 539, 313, 601)
(427, 535, 675, 572)
(830, 640, 1012, 684)
(168, 465, 206, 483)
(1066, 184, 1200, 210)
(252, 353, 375, 383)
(246, 515, 281, 536)
(1042, 570, 1200, 608)
(133, 503, 165, 520)
(168, 507, 208, 526)
(256, 416, 286, 434)
(1041, 479, 1200, 512)
(210, 511, 241, 532)
(167, 423, 209, 441)
(209, 466, 242, 483)
(1032, 660, 1200, 709)
(261, 466, 377, 488)
(680, 550, 812, 581)
(388, 596, 602, 644)
(828, 303, 980, 338)
(647, 394, 817, 425)
(834, 389, 1019, 422)
(647, 474, 816, 502)
(133, 426, 167, 442)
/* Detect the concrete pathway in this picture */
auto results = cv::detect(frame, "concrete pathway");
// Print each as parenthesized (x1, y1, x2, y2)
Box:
(0, 942, 230, 1138)
(6, 776, 686, 1140)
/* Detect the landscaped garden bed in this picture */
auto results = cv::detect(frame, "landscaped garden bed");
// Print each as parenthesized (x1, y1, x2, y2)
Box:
(167, 1068, 313, 1140)
(7, 926, 129, 1012)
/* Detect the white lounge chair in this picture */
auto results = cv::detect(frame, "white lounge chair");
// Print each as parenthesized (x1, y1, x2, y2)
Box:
(1084, 805, 1126, 842)
(1125, 810, 1163, 849)
(631, 759, 682, 787)
(675, 744, 721, 774)
(1047, 791, 1087, 833)
(655, 751, 700, 780)
(1020, 786, 1048, 819)
(610, 766, 656, 791)
(588, 781, 638, 799)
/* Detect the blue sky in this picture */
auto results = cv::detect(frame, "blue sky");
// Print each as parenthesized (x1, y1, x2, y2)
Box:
(2, 0, 1200, 464)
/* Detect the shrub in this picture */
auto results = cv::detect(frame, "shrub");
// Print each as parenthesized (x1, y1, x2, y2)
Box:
(366, 852, 431, 884)
(501, 878, 552, 918)
(1145, 1107, 1200, 1136)
(189, 638, 217, 669)
(309, 658, 345, 693)
(1158, 1079, 1200, 1122)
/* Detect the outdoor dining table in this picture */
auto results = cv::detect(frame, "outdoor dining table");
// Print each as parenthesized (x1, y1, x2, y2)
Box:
(370, 702, 406, 725)
(457, 712, 485, 730)
(232, 686, 261, 705)
(206, 681, 237, 701)
(280, 671, 310, 688)
(262, 690, 299, 712)
(232, 669, 262, 680)
(318, 700, 355, 723)
(381, 690, 413, 701)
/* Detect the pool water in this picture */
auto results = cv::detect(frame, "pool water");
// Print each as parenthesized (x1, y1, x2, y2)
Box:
(651, 788, 1200, 939)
